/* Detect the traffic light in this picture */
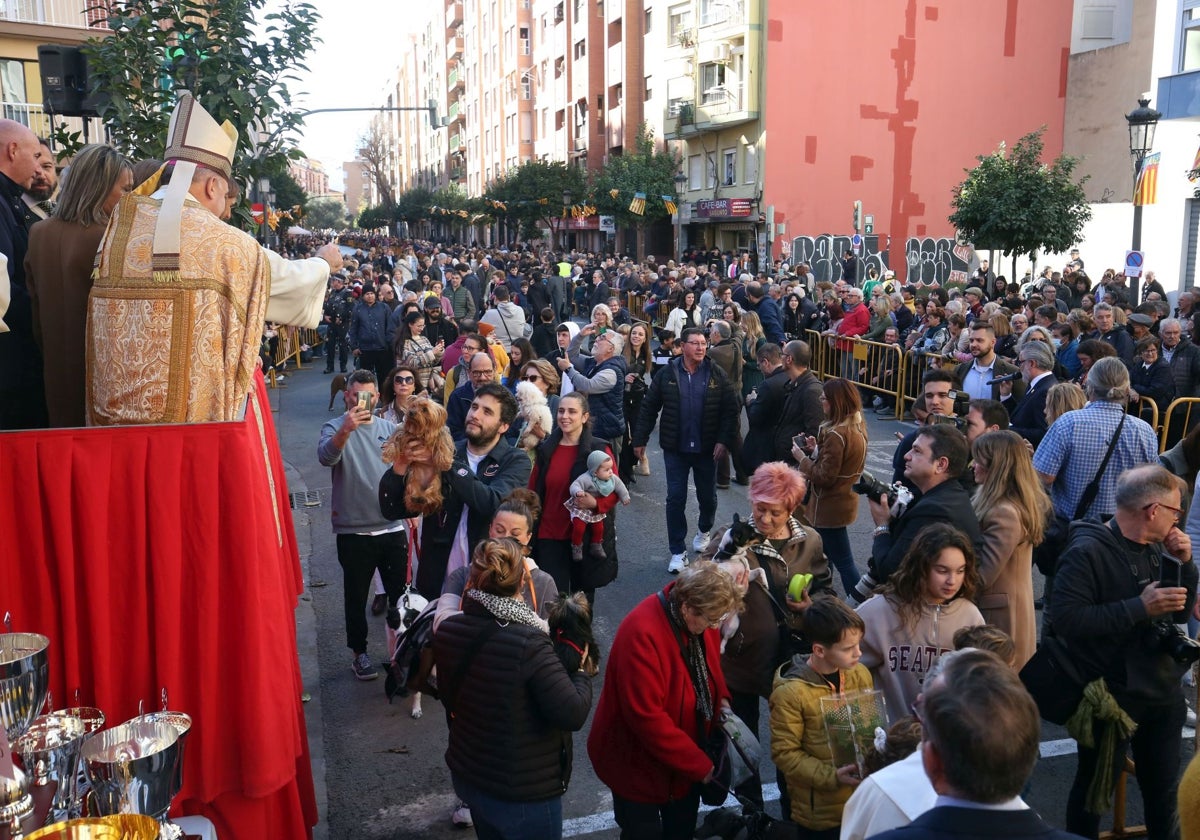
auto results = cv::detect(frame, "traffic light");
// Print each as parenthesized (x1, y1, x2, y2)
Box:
(427, 98, 438, 126)
(853, 200, 863, 234)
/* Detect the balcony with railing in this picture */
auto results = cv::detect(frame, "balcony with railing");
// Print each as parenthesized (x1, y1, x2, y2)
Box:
(445, 1, 462, 33)
(448, 65, 463, 91)
(448, 131, 464, 150)
(698, 0, 744, 29)
(447, 99, 462, 124)
(0, 0, 109, 30)
(447, 33, 463, 59)
(663, 83, 756, 137)
(3, 101, 103, 143)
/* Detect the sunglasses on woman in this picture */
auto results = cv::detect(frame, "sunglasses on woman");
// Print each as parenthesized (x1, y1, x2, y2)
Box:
(394, 375, 415, 384)
(524, 374, 540, 381)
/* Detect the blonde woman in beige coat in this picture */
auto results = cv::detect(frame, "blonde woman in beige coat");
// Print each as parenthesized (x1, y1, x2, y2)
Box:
(969, 430, 1051, 669)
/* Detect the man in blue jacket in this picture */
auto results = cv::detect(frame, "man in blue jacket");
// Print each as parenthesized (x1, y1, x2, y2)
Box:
(743, 280, 785, 345)
(379, 382, 529, 600)
(348, 284, 391, 384)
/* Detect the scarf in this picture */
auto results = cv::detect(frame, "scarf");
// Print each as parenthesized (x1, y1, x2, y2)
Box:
(665, 595, 715, 725)
(1066, 678, 1137, 815)
(467, 588, 545, 631)
(590, 470, 616, 496)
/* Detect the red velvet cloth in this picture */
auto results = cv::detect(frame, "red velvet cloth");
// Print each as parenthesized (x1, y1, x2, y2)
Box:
(0, 373, 316, 839)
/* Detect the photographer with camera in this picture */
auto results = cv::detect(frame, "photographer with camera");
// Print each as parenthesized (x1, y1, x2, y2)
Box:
(852, 424, 982, 603)
(1049, 464, 1197, 839)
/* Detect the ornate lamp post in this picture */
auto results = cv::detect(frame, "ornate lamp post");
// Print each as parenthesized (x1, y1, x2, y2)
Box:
(1126, 96, 1161, 304)
(560, 188, 573, 251)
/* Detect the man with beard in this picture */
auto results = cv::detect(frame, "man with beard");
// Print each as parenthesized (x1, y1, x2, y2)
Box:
(447, 350, 496, 443)
(422, 296, 458, 349)
(21, 137, 56, 230)
(379, 381, 529, 600)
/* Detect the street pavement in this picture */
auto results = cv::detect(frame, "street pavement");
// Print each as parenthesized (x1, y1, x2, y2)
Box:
(270, 358, 1196, 839)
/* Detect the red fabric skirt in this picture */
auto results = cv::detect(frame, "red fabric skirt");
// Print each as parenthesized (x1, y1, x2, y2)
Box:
(0, 372, 316, 839)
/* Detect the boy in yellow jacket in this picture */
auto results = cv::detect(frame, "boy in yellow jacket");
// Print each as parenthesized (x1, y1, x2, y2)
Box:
(769, 596, 874, 837)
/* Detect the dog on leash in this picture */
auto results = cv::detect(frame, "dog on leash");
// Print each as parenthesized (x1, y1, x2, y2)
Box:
(547, 592, 600, 677)
(328, 373, 347, 410)
(385, 589, 433, 719)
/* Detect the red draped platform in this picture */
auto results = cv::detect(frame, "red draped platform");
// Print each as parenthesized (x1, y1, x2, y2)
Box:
(0, 373, 317, 840)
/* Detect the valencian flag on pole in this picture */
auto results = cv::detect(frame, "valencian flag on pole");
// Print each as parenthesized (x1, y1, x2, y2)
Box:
(629, 191, 646, 215)
(662, 195, 677, 215)
(1134, 152, 1160, 206)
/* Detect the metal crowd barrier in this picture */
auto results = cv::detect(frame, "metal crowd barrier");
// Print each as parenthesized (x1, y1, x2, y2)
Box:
(267, 326, 324, 388)
(1159, 397, 1200, 452)
(626, 292, 669, 328)
(802, 330, 906, 411)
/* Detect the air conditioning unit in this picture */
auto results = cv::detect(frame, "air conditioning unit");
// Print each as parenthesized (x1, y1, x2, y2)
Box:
(716, 42, 732, 62)
(573, 138, 587, 152)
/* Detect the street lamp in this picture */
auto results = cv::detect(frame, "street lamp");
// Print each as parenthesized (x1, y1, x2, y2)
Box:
(1126, 95, 1161, 304)
(673, 171, 687, 260)
(561, 189, 573, 251)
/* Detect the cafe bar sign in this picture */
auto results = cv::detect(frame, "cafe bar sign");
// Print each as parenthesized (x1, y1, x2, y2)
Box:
(694, 198, 755, 219)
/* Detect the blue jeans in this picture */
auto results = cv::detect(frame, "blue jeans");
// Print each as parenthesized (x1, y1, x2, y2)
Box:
(815, 526, 859, 596)
(453, 773, 563, 840)
(664, 450, 717, 555)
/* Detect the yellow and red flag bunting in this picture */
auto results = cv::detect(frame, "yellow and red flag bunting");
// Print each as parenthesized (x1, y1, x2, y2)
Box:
(662, 195, 677, 215)
(1134, 152, 1160, 206)
(629, 191, 646, 215)
(609, 189, 619, 199)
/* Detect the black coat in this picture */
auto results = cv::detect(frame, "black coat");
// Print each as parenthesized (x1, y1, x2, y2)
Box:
(1128, 358, 1175, 411)
(1007, 374, 1056, 447)
(869, 478, 983, 586)
(773, 370, 824, 464)
(870, 805, 1084, 840)
(379, 437, 532, 599)
(743, 368, 790, 474)
(1166, 338, 1200, 399)
(632, 357, 737, 454)
(435, 599, 592, 801)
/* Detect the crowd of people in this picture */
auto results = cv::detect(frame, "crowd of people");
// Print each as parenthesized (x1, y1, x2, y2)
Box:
(314, 234, 1200, 840)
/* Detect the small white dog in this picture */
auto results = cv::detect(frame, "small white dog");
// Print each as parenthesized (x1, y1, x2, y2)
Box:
(387, 589, 430, 719)
(515, 380, 553, 451)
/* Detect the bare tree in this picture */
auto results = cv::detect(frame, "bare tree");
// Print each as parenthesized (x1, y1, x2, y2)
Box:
(357, 120, 396, 208)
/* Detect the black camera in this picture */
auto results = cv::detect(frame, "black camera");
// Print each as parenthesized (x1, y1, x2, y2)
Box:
(852, 471, 893, 503)
(1147, 620, 1200, 667)
(929, 413, 968, 433)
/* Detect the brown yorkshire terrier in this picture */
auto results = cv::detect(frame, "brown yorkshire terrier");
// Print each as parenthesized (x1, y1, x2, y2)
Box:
(381, 395, 455, 515)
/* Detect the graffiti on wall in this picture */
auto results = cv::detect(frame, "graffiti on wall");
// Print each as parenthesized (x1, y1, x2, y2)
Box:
(905, 237, 978, 286)
(790, 234, 891, 283)
(790, 233, 980, 286)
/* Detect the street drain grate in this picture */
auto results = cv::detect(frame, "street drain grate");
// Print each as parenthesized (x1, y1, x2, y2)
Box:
(289, 490, 322, 509)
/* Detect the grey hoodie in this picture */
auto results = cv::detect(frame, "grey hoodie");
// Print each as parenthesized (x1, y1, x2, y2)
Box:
(481, 300, 529, 349)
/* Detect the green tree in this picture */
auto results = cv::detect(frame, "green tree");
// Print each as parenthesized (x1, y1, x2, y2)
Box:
(357, 203, 394, 232)
(394, 187, 435, 227)
(73, 0, 319, 232)
(305, 197, 349, 230)
(949, 128, 1091, 282)
(592, 124, 680, 260)
(488, 160, 586, 247)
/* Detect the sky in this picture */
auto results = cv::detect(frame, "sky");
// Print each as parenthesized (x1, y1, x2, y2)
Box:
(286, 0, 417, 191)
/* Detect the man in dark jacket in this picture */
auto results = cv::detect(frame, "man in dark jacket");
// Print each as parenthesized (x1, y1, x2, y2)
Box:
(743, 344, 789, 475)
(348, 284, 391, 384)
(633, 327, 738, 573)
(743, 280, 786, 345)
(1001, 341, 1057, 448)
(561, 325, 627, 456)
(773, 340, 824, 465)
(379, 382, 529, 599)
(1049, 464, 1196, 839)
(587, 269, 611, 312)
(707, 320, 745, 488)
(322, 273, 354, 374)
(853, 424, 982, 601)
(1094, 302, 1135, 364)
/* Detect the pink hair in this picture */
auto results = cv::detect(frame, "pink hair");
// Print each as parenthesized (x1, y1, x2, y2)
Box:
(748, 462, 807, 511)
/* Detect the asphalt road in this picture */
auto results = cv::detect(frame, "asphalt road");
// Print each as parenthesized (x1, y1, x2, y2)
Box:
(270, 357, 1196, 839)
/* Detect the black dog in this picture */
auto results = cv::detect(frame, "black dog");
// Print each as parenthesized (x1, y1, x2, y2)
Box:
(712, 512, 763, 566)
(547, 592, 600, 676)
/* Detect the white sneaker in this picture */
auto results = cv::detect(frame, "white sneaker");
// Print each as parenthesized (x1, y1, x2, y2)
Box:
(1187, 705, 1197, 729)
(668, 553, 688, 574)
(693, 531, 711, 553)
(451, 801, 473, 827)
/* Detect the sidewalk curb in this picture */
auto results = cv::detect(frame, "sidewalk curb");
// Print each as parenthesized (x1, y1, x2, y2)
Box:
(284, 458, 328, 840)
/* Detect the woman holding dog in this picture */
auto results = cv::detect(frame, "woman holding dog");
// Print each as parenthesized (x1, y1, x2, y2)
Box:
(588, 561, 741, 840)
(434, 537, 592, 840)
(696, 461, 832, 811)
(530, 392, 618, 602)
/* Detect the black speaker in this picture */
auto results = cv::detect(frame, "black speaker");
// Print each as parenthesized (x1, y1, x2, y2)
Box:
(38, 44, 84, 116)
(38, 44, 107, 118)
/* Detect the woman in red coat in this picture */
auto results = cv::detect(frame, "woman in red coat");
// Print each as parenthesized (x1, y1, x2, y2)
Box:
(587, 561, 742, 839)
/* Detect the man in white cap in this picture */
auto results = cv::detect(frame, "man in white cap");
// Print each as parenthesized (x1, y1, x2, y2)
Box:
(86, 93, 335, 424)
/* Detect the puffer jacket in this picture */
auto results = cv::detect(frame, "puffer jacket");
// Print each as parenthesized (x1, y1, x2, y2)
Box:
(769, 657, 874, 830)
(434, 598, 592, 801)
(632, 357, 738, 454)
(699, 517, 832, 698)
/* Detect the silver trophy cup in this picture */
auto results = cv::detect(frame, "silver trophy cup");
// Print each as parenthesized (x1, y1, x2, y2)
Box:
(12, 715, 87, 826)
(79, 720, 181, 836)
(0, 633, 51, 837)
(46, 710, 104, 821)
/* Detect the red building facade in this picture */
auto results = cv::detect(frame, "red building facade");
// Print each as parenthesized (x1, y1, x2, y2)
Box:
(764, 0, 1073, 284)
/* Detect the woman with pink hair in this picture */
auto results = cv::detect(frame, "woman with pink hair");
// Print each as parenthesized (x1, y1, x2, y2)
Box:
(697, 460, 833, 809)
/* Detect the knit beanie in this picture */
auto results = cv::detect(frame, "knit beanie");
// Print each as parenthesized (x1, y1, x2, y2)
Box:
(587, 450, 611, 473)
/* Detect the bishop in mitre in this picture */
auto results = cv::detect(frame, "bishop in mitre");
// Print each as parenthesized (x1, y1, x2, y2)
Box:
(86, 92, 339, 425)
